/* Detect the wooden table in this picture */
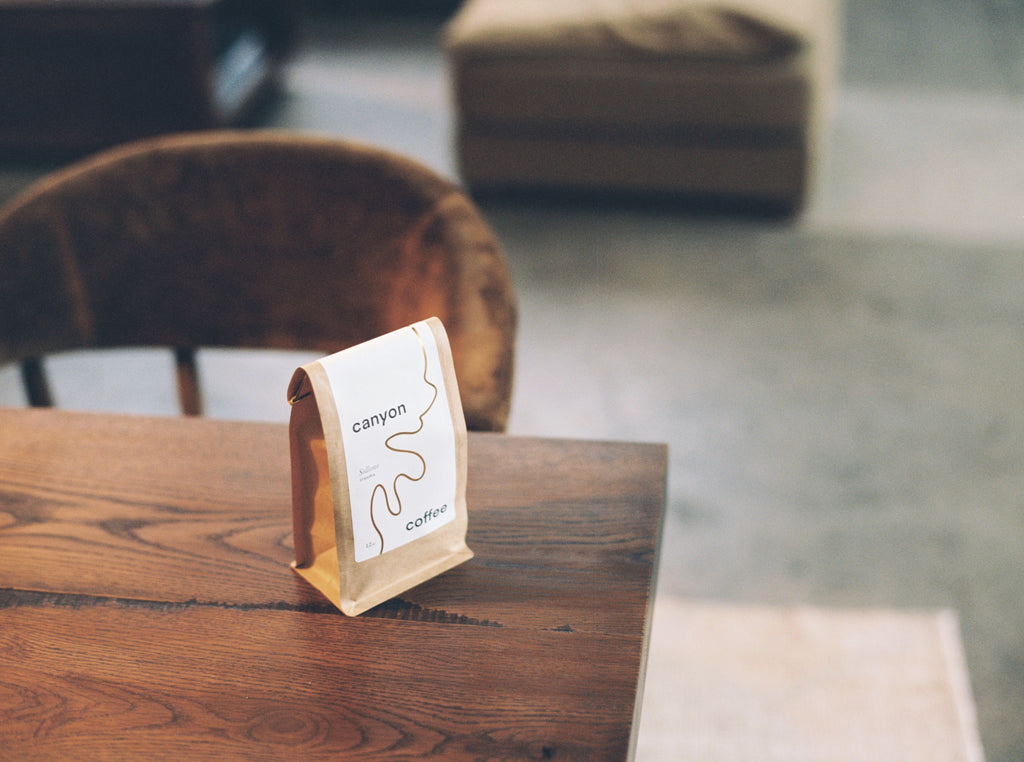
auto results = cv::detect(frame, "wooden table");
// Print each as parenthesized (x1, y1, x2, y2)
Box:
(0, 408, 666, 760)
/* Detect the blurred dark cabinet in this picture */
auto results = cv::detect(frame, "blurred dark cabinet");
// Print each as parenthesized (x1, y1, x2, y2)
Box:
(0, 0, 295, 154)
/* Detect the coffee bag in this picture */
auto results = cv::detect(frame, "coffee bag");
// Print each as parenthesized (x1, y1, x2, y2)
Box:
(288, 317, 472, 615)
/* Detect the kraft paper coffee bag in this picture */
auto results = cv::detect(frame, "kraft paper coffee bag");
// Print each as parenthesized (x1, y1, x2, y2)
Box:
(288, 317, 472, 616)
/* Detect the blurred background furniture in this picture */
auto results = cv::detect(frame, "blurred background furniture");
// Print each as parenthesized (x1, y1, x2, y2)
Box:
(0, 130, 516, 431)
(446, 0, 840, 212)
(0, 0, 295, 154)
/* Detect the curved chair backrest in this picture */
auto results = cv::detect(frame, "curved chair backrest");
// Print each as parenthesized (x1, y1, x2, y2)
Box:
(0, 130, 516, 431)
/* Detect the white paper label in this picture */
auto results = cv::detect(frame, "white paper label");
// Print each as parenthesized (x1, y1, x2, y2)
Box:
(320, 322, 457, 562)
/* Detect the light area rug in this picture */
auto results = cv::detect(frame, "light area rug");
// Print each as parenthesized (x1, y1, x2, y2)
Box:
(636, 598, 984, 761)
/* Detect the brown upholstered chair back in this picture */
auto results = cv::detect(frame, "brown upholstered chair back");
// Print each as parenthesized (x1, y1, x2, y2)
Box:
(0, 130, 516, 431)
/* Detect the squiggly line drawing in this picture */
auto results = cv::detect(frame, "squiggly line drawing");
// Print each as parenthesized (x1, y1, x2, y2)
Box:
(368, 325, 437, 555)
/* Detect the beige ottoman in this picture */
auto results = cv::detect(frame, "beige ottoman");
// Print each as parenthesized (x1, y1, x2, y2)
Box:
(445, 0, 840, 211)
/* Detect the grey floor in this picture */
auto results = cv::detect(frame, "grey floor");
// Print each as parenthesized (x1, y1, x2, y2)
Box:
(2, 3, 1024, 759)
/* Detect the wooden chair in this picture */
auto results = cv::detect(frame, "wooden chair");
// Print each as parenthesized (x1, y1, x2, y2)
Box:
(0, 130, 516, 431)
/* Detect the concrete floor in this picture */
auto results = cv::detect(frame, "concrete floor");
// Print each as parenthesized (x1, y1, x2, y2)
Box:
(2, 3, 1023, 759)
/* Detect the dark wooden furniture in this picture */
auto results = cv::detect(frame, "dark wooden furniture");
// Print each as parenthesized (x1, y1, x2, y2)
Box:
(0, 0, 294, 153)
(0, 408, 666, 760)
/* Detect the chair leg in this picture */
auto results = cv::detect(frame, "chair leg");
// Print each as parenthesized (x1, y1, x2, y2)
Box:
(174, 347, 202, 416)
(21, 357, 54, 407)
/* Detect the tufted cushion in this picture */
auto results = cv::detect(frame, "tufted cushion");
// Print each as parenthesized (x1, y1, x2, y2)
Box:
(446, 0, 840, 210)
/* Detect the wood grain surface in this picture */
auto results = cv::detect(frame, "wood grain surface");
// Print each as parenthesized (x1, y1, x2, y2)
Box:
(0, 408, 665, 760)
